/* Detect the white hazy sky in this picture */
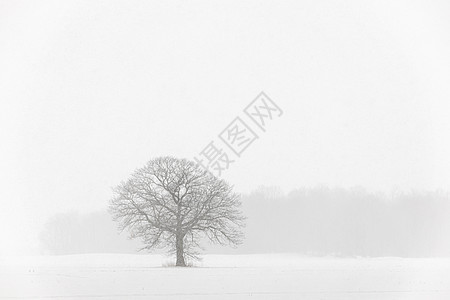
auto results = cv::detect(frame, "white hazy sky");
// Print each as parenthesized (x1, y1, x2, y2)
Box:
(1, 0, 450, 254)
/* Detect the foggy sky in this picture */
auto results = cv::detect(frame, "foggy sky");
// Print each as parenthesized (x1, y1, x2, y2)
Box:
(1, 0, 450, 255)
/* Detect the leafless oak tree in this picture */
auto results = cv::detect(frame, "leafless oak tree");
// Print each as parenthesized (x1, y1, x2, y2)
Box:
(109, 156, 245, 266)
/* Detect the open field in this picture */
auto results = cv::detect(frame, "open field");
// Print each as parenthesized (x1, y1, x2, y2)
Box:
(1, 254, 450, 299)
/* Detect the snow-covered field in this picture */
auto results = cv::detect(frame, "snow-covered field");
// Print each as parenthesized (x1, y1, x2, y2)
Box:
(1, 254, 450, 299)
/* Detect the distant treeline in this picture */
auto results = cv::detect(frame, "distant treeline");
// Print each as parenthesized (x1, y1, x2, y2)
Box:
(239, 186, 450, 257)
(40, 186, 450, 257)
(39, 211, 142, 255)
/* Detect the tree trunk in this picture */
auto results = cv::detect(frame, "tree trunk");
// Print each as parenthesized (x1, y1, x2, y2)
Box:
(175, 233, 186, 267)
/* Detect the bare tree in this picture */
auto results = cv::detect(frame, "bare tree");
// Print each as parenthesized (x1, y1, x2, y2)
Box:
(109, 156, 245, 266)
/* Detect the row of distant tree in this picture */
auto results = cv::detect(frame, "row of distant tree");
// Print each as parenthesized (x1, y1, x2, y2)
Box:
(240, 186, 450, 257)
(40, 186, 450, 257)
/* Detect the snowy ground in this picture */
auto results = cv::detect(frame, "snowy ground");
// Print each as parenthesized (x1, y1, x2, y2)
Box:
(1, 254, 450, 299)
